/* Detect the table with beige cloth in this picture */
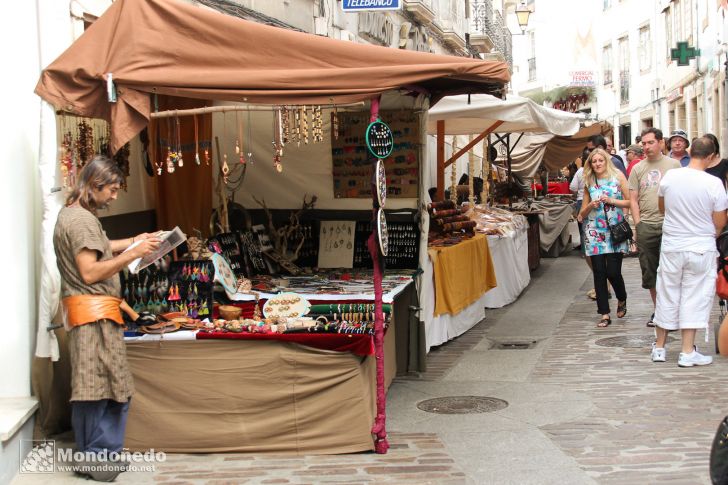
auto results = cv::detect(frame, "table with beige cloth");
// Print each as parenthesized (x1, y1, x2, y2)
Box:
(123, 325, 396, 454)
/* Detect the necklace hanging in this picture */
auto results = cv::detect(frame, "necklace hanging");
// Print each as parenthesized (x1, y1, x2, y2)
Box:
(272, 107, 283, 173)
(293, 107, 301, 146)
(175, 114, 183, 167)
(222, 112, 230, 183)
(166, 117, 175, 174)
(59, 116, 73, 188)
(331, 105, 339, 141)
(194, 115, 201, 165)
(152, 118, 164, 175)
(246, 110, 254, 164)
(235, 111, 241, 157)
(238, 110, 245, 164)
(281, 107, 290, 145)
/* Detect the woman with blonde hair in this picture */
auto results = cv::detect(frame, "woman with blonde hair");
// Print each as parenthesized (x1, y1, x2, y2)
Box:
(578, 148, 631, 327)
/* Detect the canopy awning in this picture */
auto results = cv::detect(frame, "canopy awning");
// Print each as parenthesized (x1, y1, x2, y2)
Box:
(427, 94, 583, 137)
(34, 0, 509, 153)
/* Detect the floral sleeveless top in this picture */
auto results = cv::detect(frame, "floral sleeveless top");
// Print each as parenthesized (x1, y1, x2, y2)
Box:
(584, 177, 629, 256)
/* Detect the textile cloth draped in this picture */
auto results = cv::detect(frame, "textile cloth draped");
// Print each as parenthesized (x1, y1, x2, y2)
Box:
(34, 0, 509, 153)
(427, 234, 497, 316)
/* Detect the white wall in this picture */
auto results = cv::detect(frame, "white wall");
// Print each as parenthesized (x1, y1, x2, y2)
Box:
(0, 0, 42, 399)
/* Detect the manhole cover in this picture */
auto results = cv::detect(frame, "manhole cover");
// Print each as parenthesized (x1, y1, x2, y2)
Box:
(495, 341, 536, 350)
(416, 396, 508, 414)
(595, 335, 676, 348)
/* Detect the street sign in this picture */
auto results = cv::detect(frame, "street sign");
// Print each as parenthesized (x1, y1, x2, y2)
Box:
(341, 0, 401, 12)
(670, 41, 700, 66)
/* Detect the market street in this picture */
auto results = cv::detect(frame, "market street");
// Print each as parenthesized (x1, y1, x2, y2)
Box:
(13, 244, 727, 485)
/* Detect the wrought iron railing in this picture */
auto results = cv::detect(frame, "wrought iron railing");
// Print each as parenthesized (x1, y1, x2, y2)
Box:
(504, 28, 512, 70)
(470, 0, 493, 35)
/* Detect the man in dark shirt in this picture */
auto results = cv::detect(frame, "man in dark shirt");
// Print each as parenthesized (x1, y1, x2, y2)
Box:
(588, 134, 627, 177)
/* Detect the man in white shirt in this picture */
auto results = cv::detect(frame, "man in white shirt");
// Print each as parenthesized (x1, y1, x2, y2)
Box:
(651, 137, 728, 366)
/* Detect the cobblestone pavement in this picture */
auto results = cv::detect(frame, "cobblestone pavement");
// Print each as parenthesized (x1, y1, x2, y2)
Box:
(533, 256, 726, 485)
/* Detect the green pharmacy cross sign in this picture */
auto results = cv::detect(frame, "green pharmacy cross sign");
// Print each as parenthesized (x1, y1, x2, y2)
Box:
(670, 42, 700, 66)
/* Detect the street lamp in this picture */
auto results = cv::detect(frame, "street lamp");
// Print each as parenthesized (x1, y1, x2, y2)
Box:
(515, 1, 531, 34)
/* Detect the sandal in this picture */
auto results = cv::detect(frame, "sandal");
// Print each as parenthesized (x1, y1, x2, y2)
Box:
(597, 316, 611, 328)
(617, 301, 627, 318)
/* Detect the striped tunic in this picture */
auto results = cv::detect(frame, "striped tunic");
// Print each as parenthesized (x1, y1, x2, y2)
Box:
(54, 206, 134, 402)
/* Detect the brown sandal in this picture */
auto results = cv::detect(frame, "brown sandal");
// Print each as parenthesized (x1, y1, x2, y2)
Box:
(617, 301, 627, 318)
(597, 316, 611, 328)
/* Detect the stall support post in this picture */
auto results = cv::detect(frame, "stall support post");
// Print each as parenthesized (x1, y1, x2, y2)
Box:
(436, 120, 445, 201)
(368, 96, 389, 454)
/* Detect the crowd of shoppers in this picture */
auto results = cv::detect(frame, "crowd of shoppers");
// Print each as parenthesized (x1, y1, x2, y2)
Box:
(573, 127, 727, 367)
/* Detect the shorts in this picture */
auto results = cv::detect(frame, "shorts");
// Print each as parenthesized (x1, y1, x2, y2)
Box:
(654, 250, 717, 330)
(635, 221, 662, 289)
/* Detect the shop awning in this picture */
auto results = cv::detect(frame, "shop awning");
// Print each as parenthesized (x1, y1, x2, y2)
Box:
(426, 94, 583, 137)
(34, 0, 510, 153)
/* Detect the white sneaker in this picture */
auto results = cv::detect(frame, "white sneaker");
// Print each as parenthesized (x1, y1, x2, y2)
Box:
(678, 348, 713, 367)
(651, 343, 666, 362)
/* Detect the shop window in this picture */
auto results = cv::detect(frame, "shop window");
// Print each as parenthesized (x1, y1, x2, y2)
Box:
(664, 6, 672, 63)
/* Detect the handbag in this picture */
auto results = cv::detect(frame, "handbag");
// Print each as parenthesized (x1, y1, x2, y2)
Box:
(602, 204, 632, 244)
(710, 416, 728, 484)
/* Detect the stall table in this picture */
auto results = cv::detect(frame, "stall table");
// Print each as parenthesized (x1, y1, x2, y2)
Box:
(482, 226, 530, 308)
(422, 234, 497, 350)
(124, 323, 397, 454)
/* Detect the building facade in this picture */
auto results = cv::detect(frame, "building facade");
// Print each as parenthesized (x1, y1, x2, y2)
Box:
(510, 0, 727, 155)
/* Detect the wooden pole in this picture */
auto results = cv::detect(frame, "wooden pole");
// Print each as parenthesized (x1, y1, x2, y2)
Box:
(443, 120, 504, 169)
(436, 120, 445, 201)
(149, 102, 366, 119)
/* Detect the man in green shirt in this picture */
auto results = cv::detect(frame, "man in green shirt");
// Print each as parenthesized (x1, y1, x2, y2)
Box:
(628, 127, 681, 326)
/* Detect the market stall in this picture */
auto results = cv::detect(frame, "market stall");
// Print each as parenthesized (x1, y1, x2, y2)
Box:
(420, 94, 582, 349)
(34, 0, 510, 454)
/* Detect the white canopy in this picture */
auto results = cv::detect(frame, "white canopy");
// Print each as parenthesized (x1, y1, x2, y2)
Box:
(427, 94, 583, 137)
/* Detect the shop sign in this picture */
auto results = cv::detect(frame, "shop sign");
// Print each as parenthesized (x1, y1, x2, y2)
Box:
(358, 11, 395, 46)
(569, 71, 595, 87)
(666, 87, 682, 103)
(343, 0, 401, 11)
(399, 23, 435, 53)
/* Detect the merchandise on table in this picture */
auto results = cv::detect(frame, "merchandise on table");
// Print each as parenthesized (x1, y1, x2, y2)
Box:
(465, 204, 528, 237)
(427, 200, 476, 246)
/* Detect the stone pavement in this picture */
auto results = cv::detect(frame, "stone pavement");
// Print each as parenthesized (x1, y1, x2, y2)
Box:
(12, 247, 728, 484)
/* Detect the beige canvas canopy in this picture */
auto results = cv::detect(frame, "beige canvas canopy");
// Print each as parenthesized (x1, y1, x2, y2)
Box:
(34, 0, 510, 152)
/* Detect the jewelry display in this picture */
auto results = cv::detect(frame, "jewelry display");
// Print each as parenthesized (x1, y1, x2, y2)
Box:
(330, 110, 419, 199)
(354, 221, 419, 269)
(76, 120, 94, 167)
(194, 114, 201, 165)
(246, 110, 254, 164)
(331, 105, 339, 140)
(272, 107, 284, 173)
(166, 117, 176, 174)
(365, 119, 394, 159)
(293, 107, 301, 146)
(312, 105, 323, 143)
(167, 260, 214, 318)
(235, 111, 241, 156)
(281, 107, 290, 145)
(175, 114, 183, 168)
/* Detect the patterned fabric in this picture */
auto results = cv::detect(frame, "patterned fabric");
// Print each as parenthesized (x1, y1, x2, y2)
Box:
(68, 319, 134, 402)
(583, 177, 629, 256)
(54, 206, 131, 402)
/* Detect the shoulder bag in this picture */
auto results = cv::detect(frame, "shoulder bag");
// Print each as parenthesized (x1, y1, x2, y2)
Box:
(711, 416, 728, 484)
(602, 203, 632, 244)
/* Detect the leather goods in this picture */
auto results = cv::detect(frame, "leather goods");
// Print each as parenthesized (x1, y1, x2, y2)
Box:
(710, 416, 728, 484)
(62, 295, 123, 328)
(602, 204, 632, 244)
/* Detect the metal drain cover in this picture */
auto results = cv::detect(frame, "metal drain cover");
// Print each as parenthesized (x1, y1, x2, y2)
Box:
(494, 341, 536, 350)
(595, 335, 676, 348)
(417, 396, 508, 414)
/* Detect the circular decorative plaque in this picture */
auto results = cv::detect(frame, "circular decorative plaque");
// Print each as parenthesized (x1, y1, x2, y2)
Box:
(365, 119, 394, 159)
(377, 208, 388, 257)
(375, 159, 387, 208)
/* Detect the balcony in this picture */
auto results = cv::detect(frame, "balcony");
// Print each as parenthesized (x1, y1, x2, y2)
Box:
(469, 0, 495, 52)
(619, 70, 629, 105)
(403, 0, 435, 24)
(503, 26, 512, 71)
(528, 57, 536, 81)
(432, 11, 467, 53)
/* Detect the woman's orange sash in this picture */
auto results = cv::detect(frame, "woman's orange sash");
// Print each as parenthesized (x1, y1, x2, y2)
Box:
(62, 295, 123, 328)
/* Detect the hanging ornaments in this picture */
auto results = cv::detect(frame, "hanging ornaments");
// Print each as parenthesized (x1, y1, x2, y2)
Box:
(281, 107, 290, 145)
(76, 120, 94, 167)
(301, 106, 309, 145)
(238, 111, 245, 164)
(312, 105, 323, 143)
(194, 115, 201, 165)
(331, 105, 339, 141)
(272, 107, 284, 173)
(365, 119, 394, 159)
(175, 115, 183, 168)
(293, 107, 301, 146)
(59, 123, 74, 188)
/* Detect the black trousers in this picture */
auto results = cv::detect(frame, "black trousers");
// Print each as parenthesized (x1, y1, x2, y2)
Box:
(590, 253, 627, 314)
